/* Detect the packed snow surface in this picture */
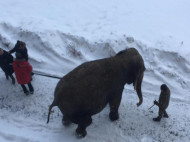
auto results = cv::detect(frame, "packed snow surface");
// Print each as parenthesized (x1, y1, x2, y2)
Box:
(0, 0, 190, 142)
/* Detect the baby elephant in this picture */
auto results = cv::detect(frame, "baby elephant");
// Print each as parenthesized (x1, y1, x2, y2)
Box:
(47, 48, 145, 138)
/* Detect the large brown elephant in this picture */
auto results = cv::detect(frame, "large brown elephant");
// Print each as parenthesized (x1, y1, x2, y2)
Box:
(47, 48, 145, 138)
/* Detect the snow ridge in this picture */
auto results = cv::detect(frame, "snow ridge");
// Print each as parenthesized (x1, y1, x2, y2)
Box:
(0, 23, 190, 142)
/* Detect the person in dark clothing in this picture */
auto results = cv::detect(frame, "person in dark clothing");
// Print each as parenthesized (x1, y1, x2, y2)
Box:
(153, 84, 170, 122)
(0, 48, 15, 84)
(13, 52, 34, 95)
(9, 40, 28, 61)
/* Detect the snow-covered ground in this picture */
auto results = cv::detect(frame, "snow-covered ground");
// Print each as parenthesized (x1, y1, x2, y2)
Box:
(0, 0, 190, 142)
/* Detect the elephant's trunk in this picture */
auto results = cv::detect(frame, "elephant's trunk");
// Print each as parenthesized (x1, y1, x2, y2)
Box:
(134, 72, 144, 107)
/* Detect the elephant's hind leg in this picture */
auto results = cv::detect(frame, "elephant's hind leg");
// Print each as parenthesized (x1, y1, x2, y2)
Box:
(62, 115, 71, 126)
(75, 115, 92, 138)
(109, 94, 122, 121)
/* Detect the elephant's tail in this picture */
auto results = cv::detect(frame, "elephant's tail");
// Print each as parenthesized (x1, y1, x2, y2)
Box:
(47, 100, 58, 124)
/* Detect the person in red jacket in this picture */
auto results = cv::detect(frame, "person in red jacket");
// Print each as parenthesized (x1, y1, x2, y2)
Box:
(13, 52, 34, 95)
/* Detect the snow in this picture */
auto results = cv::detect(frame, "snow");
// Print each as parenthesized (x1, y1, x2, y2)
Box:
(0, 0, 190, 142)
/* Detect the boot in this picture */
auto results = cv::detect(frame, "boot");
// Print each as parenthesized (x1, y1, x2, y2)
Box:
(153, 116, 161, 122)
(21, 85, 29, 95)
(163, 113, 169, 118)
(24, 91, 29, 95)
(5, 73, 9, 80)
(28, 82, 34, 94)
(10, 75, 15, 85)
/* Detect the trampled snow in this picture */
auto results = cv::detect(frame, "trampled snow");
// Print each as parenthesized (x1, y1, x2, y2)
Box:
(0, 0, 190, 142)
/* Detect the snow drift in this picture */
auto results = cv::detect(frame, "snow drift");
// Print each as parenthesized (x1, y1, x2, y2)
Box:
(0, 23, 190, 142)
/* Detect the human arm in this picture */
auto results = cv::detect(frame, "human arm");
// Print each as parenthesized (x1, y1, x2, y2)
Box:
(154, 100, 160, 107)
(5, 52, 13, 64)
(154, 96, 169, 110)
(9, 47, 16, 54)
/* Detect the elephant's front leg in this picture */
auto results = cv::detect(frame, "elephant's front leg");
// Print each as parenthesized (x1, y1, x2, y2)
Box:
(109, 94, 122, 121)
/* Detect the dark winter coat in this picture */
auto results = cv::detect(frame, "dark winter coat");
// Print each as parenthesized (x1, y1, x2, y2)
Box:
(12, 59, 32, 85)
(10, 41, 28, 61)
(159, 88, 170, 109)
(0, 50, 14, 75)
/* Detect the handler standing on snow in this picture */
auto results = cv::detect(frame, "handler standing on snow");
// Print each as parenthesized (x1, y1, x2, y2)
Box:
(9, 40, 28, 61)
(153, 84, 170, 122)
(13, 52, 34, 95)
(0, 48, 15, 84)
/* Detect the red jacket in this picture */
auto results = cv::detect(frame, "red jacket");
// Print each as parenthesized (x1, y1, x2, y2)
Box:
(13, 60, 32, 85)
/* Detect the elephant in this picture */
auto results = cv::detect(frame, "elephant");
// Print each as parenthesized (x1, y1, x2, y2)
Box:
(47, 48, 145, 138)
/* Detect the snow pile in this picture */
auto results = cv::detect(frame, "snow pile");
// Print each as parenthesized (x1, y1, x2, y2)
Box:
(0, 24, 190, 142)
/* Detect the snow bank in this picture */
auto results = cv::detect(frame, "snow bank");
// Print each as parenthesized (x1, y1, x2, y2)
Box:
(1, 0, 190, 56)
(0, 23, 190, 142)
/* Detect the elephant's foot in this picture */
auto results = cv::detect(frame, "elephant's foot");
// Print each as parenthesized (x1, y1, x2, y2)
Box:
(75, 126, 87, 138)
(62, 115, 71, 126)
(109, 111, 119, 121)
(75, 116, 92, 138)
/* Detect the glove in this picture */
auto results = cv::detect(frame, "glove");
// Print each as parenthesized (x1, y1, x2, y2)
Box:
(154, 100, 159, 105)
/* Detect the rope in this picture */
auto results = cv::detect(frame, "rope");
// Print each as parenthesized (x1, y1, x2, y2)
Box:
(32, 70, 62, 79)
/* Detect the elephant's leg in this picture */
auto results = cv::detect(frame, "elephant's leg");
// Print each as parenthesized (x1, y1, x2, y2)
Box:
(62, 115, 71, 126)
(109, 94, 122, 121)
(75, 115, 92, 138)
(59, 107, 72, 126)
